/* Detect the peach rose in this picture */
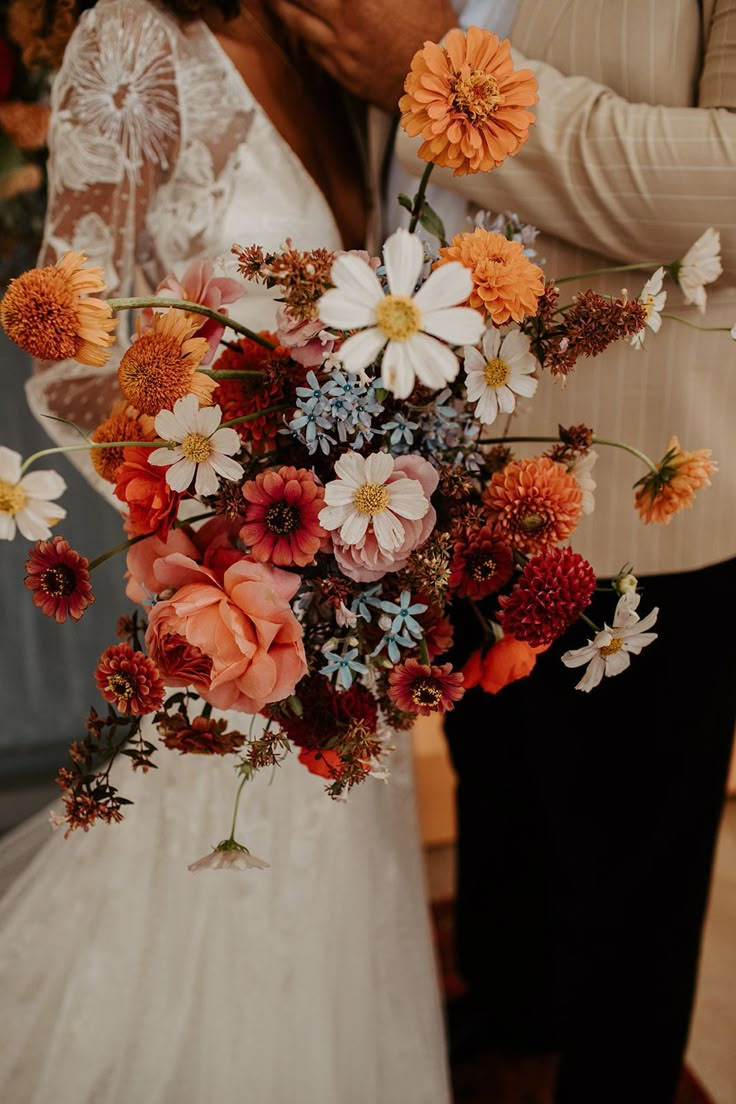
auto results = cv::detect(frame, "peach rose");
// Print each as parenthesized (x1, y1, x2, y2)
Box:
(125, 527, 199, 606)
(145, 553, 307, 713)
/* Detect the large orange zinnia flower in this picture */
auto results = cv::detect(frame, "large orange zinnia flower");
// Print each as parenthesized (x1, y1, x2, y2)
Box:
(634, 436, 718, 524)
(436, 228, 544, 324)
(0, 250, 117, 366)
(399, 26, 538, 176)
(118, 309, 215, 416)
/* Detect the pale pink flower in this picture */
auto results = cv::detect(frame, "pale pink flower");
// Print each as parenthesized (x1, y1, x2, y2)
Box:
(141, 258, 245, 363)
(275, 304, 336, 367)
(188, 839, 270, 872)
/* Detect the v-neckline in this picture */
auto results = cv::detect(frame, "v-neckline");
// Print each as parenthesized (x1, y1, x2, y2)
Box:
(198, 20, 345, 250)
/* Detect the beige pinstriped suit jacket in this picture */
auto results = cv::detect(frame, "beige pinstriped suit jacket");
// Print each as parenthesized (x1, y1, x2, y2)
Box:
(378, 0, 736, 577)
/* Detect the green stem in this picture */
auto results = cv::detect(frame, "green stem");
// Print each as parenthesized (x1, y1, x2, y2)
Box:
(579, 612, 602, 634)
(418, 637, 430, 665)
(200, 369, 265, 379)
(228, 774, 248, 843)
(107, 297, 275, 350)
(221, 404, 289, 428)
(408, 163, 435, 235)
(554, 262, 662, 285)
(660, 312, 732, 333)
(475, 434, 658, 474)
(87, 511, 215, 571)
(20, 439, 164, 475)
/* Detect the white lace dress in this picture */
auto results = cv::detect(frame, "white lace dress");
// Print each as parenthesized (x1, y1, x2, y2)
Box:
(0, 4, 451, 1102)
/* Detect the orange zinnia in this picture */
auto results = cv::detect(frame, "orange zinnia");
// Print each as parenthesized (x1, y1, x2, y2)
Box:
(90, 399, 157, 483)
(436, 228, 544, 324)
(399, 26, 538, 176)
(0, 250, 117, 366)
(118, 309, 215, 416)
(484, 456, 583, 556)
(634, 435, 718, 524)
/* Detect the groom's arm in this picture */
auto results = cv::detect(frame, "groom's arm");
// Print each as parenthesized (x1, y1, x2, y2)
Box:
(269, 0, 457, 112)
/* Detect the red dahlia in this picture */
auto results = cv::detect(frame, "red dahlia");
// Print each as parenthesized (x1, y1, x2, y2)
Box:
(449, 523, 514, 599)
(95, 643, 165, 715)
(24, 536, 95, 623)
(388, 658, 465, 716)
(498, 547, 596, 647)
(275, 674, 378, 751)
(241, 465, 327, 567)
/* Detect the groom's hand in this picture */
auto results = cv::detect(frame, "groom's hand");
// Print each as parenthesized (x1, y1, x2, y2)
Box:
(269, 0, 458, 112)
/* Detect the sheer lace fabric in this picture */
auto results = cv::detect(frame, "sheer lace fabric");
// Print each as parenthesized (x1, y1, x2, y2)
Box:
(4, 2, 452, 1101)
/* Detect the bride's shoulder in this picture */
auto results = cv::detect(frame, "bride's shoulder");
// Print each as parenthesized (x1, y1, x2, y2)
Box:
(62, 0, 184, 64)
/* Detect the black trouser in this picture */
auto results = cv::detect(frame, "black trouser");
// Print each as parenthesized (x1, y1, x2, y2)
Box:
(443, 557, 736, 1104)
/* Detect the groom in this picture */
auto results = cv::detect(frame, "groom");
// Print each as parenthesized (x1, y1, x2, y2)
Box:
(270, 2, 736, 1102)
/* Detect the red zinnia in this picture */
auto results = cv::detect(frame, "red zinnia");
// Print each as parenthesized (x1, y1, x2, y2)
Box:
(95, 643, 165, 715)
(388, 658, 465, 716)
(241, 465, 327, 568)
(114, 446, 182, 538)
(498, 547, 596, 647)
(211, 335, 294, 454)
(24, 535, 95, 623)
(158, 714, 245, 755)
(449, 523, 514, 599)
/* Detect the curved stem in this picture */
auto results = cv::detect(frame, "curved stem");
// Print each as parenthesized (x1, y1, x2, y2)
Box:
(660, 312, 732, 334)
(20, 439, 164, 475)
(554, 262, 662, 285)
(228, 774, 248, 842)
(87, 511, 215, 571)
(475, 434, 658, 473)
(107, 297, 275, 350)
(408, 163, 435, 234)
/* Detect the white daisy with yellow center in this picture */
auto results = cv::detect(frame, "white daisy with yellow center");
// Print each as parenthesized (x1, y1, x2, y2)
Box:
(462, 327, 538, 426)
(149, 394, 243, 497)
(318, 228, 484, 399)
(320, 450, 429, 552)
(561, 592, 659, 692)
(0, 446, 66, 542)
(630, 267, 666, 349)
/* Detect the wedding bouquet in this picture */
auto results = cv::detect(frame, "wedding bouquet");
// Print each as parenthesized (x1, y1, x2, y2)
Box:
(0, 28, 726, 865)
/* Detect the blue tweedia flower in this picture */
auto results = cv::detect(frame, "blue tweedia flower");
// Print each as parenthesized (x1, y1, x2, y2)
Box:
(381, 412, 419, 450)
(288, 368, 384, 454)
(350, 584, 384, 623)
(320, 647, 370, 690)
(370, 616, 417, 664)
(376, 590, 428, 639)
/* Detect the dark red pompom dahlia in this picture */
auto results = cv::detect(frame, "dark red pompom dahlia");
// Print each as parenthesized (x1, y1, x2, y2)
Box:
(498, 546, 596, 647)
(24, 536, 95, 623)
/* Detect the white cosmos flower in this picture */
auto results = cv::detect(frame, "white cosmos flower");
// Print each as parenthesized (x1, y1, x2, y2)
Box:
(630, 267, 666, 349)
(318, 228, 485, 399)
(0, 446, 66, 541)
(569, 449, 598, 515)
(188, 840, 270, 872)
(561, 591, 658, 692)
(676, 228, 722, 314)
(462, 327, 538, 426)
(149, 394, 243, 497)
(320, 450, 429, 552)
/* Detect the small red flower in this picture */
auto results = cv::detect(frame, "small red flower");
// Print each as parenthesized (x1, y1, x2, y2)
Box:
(114, 446, 182, 538)
(241, 466, 327, 567)
(158, 713, 245, 755)
(95, 643, 165, 715)
(462, 635, 547, 694)
(24, 536, 95, 623)
(388, 658, 465, 716)
(498, 547, 596, 647)
(298, 747, 346, 779)
(449, 523, 514, 599)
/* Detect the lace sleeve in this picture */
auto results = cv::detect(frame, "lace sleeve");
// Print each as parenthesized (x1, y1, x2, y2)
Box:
(26, 0, 181, 491)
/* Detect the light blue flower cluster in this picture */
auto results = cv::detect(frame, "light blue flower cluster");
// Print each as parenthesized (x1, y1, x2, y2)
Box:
(287, 369, 384, 455)
(320, 647, 369, 690)
(371, 590, 427, 664)
(415, 389, 482, 470)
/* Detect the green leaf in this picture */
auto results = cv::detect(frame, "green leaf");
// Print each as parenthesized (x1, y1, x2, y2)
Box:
(418, 202, 448, 246)
(398, 193, 414, 213)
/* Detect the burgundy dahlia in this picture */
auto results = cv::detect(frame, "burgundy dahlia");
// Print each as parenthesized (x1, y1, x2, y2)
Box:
(449, 523, 514, 600)
(388, 659, 465, 716)
(498, 546, 596, 647)
(24, 536, 95, 623)
(95, 643, 165, 716)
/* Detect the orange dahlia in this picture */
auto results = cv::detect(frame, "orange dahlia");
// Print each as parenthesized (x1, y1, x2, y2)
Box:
(399, 26, 537, 175)
(118, 309, 215, 416)
(634, 436, 718, 524)
(484, 456, 583, 556)
(0, 250, 117, 365)
(90, 399, 156, 483)
(436, 228, 544, 324)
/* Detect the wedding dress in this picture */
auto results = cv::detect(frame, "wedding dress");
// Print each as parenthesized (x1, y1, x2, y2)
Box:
(0, 3, 451, 1102)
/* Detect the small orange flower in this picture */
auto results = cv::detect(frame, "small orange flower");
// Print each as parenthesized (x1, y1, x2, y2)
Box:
(436, 228, 544, 324)
(0, 250, 117, 365)
(462, 635, 547, 694)
(90, 399, 156, 483)
(634, 435, 718, 524)
(117, 309, 215, 415)
(484, 456, 583, 555)
(399, 26, 537, 175)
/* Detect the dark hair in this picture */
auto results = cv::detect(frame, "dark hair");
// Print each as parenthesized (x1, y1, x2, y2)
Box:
(76, 1, 241, 20)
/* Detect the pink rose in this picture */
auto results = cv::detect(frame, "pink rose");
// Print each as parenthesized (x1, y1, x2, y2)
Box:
(330, 454, 439, 583)
(140, 259, 244, 364)
(145, 553, 307, 713)
(275, 304, 335, 367)
(190, 516, 244, 579)
(125, 528, 199, 606)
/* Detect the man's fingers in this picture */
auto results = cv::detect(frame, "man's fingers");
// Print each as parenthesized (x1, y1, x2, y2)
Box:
(268, 0, 339, 15)
(269, 0, 337, 47)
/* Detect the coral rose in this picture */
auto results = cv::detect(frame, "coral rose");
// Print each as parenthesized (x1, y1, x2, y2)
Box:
(114, 446, 183, 539)
(145, 553, 307, 713)
(125, 527, 199, 606)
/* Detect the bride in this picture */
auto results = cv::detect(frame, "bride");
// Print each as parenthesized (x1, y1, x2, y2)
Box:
(0, 2, 451, 1101)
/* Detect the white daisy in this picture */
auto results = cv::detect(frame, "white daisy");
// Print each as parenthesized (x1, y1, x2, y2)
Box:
(630, 267, 666, 349)
(676, 228, 722, 314)
(561, 591, 658, 692)
(149, 394, 243, 497)
(188, 840, 270, 872)
(318, 228, 485, 399)
(462, 328, 538, 426)
(0, 446, 66, 541)
(319, 450, 429, 552)
(569, 450, 598, 515)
